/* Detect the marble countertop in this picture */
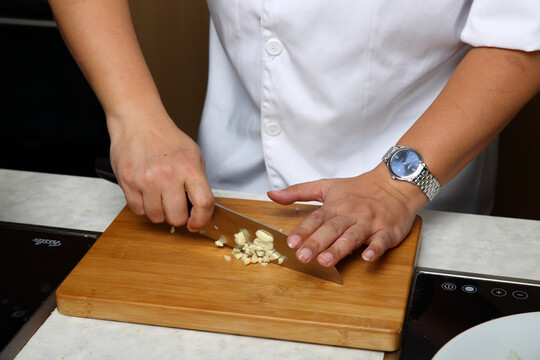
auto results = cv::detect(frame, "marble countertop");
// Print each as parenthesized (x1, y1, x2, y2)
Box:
(2, 168, 540, 360)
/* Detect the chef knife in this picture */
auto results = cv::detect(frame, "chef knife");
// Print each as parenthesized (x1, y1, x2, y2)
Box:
(95, 158, 343, 284)
(198, 202, 343, 285)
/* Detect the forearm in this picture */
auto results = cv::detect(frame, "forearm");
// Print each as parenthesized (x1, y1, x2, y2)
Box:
(48, 0, 166, 122)
(400, 47, 540, 186)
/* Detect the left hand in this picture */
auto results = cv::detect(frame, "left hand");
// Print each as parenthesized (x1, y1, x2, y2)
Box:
(267, 164, 426, 267)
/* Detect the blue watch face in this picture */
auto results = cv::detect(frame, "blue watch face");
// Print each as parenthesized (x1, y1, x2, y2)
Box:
(390, 149, 421, 178)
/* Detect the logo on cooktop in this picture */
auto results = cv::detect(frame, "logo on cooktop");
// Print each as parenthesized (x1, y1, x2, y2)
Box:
(32, 238, 62, 247)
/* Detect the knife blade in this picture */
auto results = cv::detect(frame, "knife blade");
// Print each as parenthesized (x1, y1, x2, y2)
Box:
(199, 203, 343, 285)
(92, 159, 342, 284)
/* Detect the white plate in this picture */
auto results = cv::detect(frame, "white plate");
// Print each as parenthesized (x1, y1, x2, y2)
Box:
(433, 312, 540, 360)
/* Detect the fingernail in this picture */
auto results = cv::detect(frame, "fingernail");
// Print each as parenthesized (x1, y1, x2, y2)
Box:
(288, 234, 302, 248)
(297, 248, 312, 263)
(318, 252, 333, 266)
(362, 249, 375, 262)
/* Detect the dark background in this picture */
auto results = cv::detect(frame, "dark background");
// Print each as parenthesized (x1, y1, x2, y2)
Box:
(491, 92, 540, 220)
(0, 2, 110, 177)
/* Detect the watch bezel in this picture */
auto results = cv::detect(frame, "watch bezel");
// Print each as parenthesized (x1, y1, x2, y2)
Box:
(387, 147, 425, 181)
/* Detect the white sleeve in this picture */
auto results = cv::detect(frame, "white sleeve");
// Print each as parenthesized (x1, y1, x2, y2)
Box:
(460, 0, 540, 52)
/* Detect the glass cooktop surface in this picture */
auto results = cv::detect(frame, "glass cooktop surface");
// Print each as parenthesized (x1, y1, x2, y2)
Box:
(0, 221, 99, 359)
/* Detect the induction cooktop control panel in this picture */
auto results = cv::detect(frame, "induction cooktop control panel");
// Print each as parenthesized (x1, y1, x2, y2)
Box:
(399, 268, 540, 360)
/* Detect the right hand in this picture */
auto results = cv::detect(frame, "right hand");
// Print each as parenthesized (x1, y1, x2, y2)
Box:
(107, 110, 214, 232)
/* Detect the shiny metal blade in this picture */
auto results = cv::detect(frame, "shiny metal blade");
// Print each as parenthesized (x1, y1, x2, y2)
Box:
(200, 204, 343, 285)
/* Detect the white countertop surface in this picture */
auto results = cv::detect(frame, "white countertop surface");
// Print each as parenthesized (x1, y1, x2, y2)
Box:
(2, 168, 540, 360)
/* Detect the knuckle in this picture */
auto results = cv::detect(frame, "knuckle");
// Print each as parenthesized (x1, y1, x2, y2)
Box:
(370, 230, 395, 252)
(310, 208, 326, 223)
(336, 236, 356, 250)
(347, 226, 368, 245)
(381, 226, 403, 249)
(128, 204, 145, 216)
(285, 183, 301, 193)
(156, 163, 175, 180)
(117, 168, 135, 187)
(301, 237, 323, 255)
(141, 169, 159, 185)
(125, 195, 144, 215)
(195, 196, 214, 211)
(138, 164, 175, 188)
(148, 213, 165, 224)
(326, 218, 343, 234)
(369, 241, 385, 254)
(332, 236, 359, 260)
(182, 156, 204, 175)
(144, 204, 166, 224)
(168, 214, 188, 227)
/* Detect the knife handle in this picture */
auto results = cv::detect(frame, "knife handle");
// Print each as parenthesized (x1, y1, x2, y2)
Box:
(95, 157, 194, 215)
(94, 158, 118, 185)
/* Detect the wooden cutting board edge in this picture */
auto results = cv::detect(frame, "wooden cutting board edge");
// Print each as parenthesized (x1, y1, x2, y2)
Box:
(56, 292, 402, 350)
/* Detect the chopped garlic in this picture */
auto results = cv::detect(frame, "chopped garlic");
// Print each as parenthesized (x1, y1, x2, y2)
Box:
(223, 255, 231, 262)
(234, 231, 247, 245)
(215, 240, 224, 247)
(170, 226, 176, 233)
(225, 229, 286, 268)
(241, 254, 251, 265)
(255, 229, 273, 243)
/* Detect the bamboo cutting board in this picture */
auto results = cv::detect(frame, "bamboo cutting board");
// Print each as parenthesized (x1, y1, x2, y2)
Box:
(56, 198, 421, 351)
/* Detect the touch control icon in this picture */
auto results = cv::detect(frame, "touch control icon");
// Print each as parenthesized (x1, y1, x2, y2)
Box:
(441, 282, 456, 291)
(462, 285, 477, 294)
(512, 291, 528, 300)
(491, 288, 507, 297)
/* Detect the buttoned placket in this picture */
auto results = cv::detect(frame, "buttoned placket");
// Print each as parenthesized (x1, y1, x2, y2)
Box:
(260, 1, 286, 190)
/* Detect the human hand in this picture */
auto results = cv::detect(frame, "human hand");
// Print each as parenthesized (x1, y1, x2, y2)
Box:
(267, 164, 427, 267)
(108, 112, 214, 232)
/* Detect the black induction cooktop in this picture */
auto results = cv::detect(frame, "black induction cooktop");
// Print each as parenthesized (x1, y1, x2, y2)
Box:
(399, 267, 540, 359)
(0, 221, 100, 359)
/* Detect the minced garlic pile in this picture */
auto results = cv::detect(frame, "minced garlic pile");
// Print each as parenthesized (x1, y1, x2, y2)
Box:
(215, 229, 286, 266)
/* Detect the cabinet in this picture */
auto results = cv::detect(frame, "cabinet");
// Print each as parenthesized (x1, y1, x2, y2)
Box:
(128, 0, 210, 141)
(492, 93, 540, 220)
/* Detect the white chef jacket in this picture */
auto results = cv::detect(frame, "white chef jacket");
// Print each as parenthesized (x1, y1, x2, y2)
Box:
(198, 0, 540, 214)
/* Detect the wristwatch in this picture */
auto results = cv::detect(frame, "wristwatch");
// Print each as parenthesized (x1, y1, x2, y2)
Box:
(382, 145, 441, 201)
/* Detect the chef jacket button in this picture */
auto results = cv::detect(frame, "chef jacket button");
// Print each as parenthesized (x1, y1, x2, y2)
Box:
(264, 123, 281, 136)
(265, 39, 283, 56)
